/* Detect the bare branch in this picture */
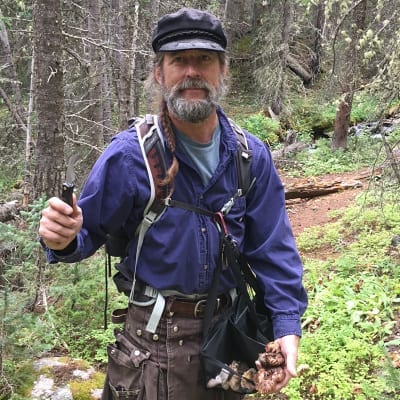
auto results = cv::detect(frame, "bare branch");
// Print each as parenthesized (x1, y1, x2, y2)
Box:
(0, 85, 27, 131)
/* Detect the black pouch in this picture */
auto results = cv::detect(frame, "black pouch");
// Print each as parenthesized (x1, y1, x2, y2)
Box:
(200, 235, 273, 394)
(112, 262, 134, 296)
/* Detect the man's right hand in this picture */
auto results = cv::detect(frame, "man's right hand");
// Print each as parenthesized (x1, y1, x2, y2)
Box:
(39, 194, 83, 251)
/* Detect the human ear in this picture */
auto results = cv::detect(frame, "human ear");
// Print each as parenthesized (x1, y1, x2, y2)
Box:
(154, 66, 162, 85)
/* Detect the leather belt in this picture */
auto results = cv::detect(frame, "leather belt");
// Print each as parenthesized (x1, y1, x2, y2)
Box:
(111, 293, 231, 324)
(165, 294, 230, 319)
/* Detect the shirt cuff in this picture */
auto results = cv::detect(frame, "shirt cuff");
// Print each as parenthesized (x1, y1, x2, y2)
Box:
(39, 237, 81, 263)
(272, 314, 302, 339)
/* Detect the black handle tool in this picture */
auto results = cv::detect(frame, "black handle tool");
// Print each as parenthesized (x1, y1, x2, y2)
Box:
(61, 183, 74, 207)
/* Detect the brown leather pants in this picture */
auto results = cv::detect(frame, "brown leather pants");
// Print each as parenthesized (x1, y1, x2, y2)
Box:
(101, 300, 242, 400)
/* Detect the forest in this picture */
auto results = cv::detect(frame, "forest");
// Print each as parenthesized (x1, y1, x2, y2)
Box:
(0, 0, 399, 399)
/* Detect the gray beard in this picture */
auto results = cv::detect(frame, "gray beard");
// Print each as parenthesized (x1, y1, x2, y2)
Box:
(162, 78, 225, 123)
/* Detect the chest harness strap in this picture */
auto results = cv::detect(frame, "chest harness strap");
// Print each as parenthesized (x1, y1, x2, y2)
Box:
(125, 115, 255, 334)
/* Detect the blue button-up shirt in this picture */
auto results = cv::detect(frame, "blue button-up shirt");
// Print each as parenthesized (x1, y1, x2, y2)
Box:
(45, 108, 307, 338)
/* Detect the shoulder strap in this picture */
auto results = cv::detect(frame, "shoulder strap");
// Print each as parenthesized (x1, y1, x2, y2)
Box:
(136, 114, 170, 215)
(138, 116, 254, 223)
(229, 119, 254, 196)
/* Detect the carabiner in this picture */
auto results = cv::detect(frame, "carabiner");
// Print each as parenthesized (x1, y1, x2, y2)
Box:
(213, 211, 228, 235)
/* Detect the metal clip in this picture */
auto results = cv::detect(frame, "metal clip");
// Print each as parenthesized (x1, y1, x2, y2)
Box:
(220, 189, 242, 215)
(213, 212, 228, 235)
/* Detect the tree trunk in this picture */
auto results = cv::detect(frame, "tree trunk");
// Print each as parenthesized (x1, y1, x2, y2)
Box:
(0, 7, 25, 135)
(271, 0, 293, 115)
(32, 0, 65, 200)
(86, 0, 105, 166)
(224, 0, 246, 45)
(131, 1, 141, 117)
(102, 1, 114, 144)
(310, 1, 325, 76)
(332, 0, 367, 151)
(23, 48, 35, 207)
(113, 0, 132, 130)
(150, 0, 159, 18)
(332, 92, 352, 150)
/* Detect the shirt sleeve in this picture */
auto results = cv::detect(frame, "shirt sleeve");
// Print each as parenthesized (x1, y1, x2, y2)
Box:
(43, 131, 140, 264)
(243, 138, 308, 339)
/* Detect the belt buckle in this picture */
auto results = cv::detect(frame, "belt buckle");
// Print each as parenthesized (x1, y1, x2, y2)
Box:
(193, 299, 207, 318)
(193, 298, 221, 318)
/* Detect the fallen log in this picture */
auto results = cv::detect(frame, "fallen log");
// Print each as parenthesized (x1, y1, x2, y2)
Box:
(0, 200, 19, 222)
(286, 54, 313, 85)
(284, 179, 363, 200)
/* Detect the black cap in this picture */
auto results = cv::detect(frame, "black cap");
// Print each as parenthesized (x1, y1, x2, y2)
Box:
(152, 8, 227, 53)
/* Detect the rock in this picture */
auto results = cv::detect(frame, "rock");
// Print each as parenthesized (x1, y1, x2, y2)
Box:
(31, 376, 72, 400)
(30, 357, 103, 400)
(33, 358, 65, 371)
(390, 235, 400, 247)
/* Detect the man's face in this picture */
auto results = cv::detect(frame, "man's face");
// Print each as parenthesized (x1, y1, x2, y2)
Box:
(155, 50, 227, 123)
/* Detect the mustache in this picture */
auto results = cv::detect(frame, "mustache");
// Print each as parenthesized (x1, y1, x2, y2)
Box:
(173, 78, 213, 95)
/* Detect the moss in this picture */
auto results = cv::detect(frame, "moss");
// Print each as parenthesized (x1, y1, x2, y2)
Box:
(69, 371, 105, 400)
(10, 361, 39, 399)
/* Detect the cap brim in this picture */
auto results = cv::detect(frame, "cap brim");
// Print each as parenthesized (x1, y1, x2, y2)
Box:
(157, 38, 225, 52)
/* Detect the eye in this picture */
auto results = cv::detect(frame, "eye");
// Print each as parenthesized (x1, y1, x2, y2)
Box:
(172, 55, 184, 63)
(201, 54, 212, 62)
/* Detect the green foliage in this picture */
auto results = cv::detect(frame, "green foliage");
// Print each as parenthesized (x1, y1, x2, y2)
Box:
(45, 257, 126, 362)
(0, 198, 124, 395)
(289, 96, 337, 136)
(0, 177, 17, 201)
(283, 192, 400, 399)
(289, 94, 380, 141)
(236, 112, 281, 146)
(0, 361, 36, 400)
(289, 133, 386, 176)
(388, 126, 400, 146)
(351, 96, 380, 124)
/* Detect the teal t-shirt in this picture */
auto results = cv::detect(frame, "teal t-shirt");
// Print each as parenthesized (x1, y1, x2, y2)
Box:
(175, 124, 221, 186)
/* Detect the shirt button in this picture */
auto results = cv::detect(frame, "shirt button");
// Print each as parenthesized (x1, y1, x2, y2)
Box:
(179, 340, 184, 346)
(201, 227, 206, 233)
(136, 329, 142, 337)
(152, 334, 159, 341)
(173, 326, 179, 333)
(134, 350, 140, 356)
(204, 264, 208, 270)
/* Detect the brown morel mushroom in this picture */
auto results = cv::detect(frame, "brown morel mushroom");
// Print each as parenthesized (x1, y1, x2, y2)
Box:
(253, 340, 286, 394)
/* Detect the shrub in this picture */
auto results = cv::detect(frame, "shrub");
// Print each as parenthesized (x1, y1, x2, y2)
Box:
(237, 112, 281, 146)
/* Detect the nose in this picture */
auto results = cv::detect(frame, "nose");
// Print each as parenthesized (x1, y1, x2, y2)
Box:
(185, 60, 201, 78)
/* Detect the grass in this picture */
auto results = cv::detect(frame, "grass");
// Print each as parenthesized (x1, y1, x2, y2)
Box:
(278, 190, 400, 400)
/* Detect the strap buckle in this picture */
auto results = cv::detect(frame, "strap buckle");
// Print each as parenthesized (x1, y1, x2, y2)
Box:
(193, 299, 208, 318)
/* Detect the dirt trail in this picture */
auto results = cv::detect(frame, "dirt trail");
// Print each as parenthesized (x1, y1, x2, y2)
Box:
(280, 168, 400, 383)
(280, 170, 365, 236)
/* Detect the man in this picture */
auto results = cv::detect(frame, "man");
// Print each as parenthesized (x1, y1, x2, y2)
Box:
(39, 8, 307, 400)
